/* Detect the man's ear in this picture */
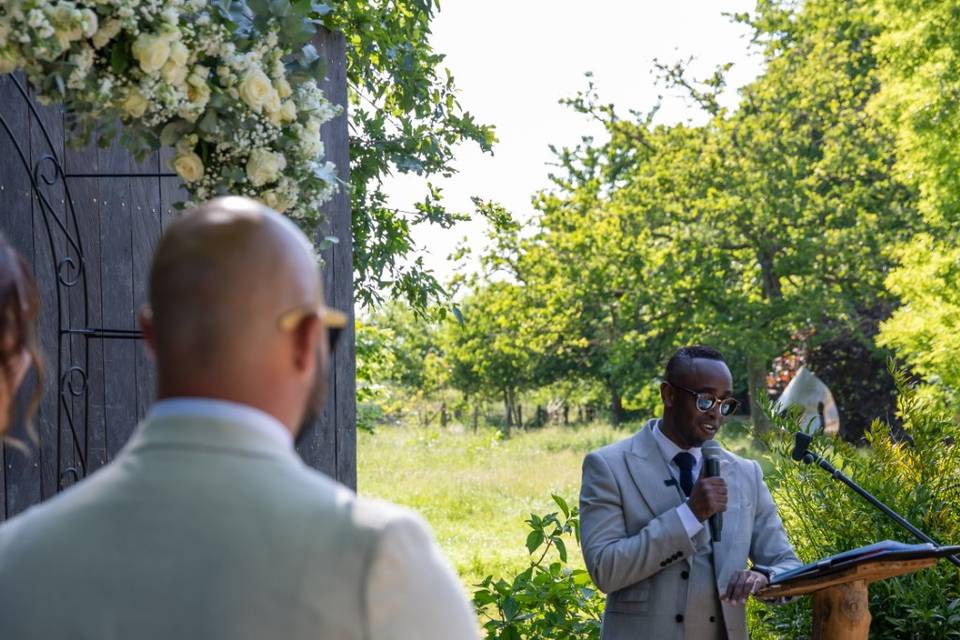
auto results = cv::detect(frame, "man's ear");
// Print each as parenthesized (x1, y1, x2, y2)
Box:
(291, 313, 322, 373)
(660, 382, 674, 408)
(138, 305, 157, 359)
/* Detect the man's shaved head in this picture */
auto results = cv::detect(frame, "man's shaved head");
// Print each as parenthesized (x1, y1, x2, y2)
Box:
(143, 196, 328, 430)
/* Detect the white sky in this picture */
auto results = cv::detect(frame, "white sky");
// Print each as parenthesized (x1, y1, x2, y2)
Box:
(383, 1, 764, 288)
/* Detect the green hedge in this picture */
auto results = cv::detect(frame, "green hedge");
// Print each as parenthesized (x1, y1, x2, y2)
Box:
(750, 373, 960, 638)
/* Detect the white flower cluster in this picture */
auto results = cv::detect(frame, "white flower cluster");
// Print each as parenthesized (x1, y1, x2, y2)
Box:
(0, 0, 339, 222)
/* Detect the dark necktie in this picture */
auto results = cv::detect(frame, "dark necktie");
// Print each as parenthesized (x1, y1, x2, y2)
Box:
(674, 452, 695, 497)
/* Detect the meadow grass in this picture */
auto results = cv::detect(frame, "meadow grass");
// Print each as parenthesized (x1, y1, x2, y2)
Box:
(358, 422, 622, 587)
(357, 418, 770, 591)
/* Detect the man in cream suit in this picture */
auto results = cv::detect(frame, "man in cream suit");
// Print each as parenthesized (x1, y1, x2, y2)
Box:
(0, 197, 478, 639)
(580, 346, 800, 640)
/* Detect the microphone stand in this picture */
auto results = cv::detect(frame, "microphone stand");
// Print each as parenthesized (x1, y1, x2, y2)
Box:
(797, 446, 960, 568)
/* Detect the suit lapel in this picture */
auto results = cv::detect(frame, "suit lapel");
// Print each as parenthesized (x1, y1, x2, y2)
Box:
(623, 424, 685, 521)
(712, 456, 736, 582)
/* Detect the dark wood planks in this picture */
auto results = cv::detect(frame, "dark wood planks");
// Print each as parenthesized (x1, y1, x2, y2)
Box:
(0, 74, 38, 517)
(294, 28, 356, 489)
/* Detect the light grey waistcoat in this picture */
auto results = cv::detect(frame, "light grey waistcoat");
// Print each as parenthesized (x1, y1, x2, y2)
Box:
(0, 415, 405, 639)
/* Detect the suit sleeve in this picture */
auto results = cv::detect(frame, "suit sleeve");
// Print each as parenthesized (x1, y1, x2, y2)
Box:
(365, 511, 479, 640)
(747, 460, 801, 579)
(579, 451, 698, 594)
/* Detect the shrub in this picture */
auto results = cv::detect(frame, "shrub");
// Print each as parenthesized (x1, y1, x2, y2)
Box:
(473, 495, 604, 640)
(749, 371, 960, 639)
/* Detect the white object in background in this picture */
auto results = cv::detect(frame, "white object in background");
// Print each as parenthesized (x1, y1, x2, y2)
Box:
(774, 366, 840, 435)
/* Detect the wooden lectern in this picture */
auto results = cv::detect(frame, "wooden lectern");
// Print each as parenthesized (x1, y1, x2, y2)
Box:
(759, 556, 937, 639)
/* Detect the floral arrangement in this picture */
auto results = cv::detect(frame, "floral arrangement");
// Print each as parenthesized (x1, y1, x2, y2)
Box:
(0, 0, 339, 221)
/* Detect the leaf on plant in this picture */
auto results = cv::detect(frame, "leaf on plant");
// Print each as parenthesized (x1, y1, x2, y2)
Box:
(526, 529, 544, 554)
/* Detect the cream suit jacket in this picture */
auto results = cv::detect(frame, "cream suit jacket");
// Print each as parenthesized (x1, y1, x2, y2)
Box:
(0, 413, 478, 639)
(579, 420, 800, 640)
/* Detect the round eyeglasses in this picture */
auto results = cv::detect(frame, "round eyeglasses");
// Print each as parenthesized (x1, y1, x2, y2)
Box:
(667, 381, 740, 416)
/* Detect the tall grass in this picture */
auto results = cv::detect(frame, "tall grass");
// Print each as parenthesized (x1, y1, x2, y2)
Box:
(358, 422, 621, 586)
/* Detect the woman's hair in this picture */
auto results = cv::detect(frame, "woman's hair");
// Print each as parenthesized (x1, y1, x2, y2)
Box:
(0, 233, 42, 438)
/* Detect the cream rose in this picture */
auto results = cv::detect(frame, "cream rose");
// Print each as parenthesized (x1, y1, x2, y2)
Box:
(173, 152, 204, 183)
(274, 77, 292, 99)
(132, 33, 171, 73)
(279, 100, 297, 123)
(162, 58, 188, 86)
(168, 41, 189, 67)
(238, 68, 272, 111)
(92, 18, 121, 49)
(187, 68, 211, 103)
(260, 189, 291, 213)
(121, 89, 149, 118)
(79, 9, 98, 38)
(246, 149, 286, 187)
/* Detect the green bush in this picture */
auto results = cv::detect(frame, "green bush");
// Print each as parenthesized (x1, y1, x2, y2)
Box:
(749, 372, 960, 639)
(473, 495, 604, 639)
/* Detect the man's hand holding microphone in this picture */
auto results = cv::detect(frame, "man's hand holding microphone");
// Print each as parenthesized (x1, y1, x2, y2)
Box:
(686, 440, 768, 604)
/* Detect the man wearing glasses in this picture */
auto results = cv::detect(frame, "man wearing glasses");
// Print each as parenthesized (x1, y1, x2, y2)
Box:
(0, 197, 478, 639)
(579, 345, 799, 640)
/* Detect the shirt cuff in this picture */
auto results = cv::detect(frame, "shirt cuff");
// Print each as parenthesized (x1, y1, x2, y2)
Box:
(677, 502, 705, 539)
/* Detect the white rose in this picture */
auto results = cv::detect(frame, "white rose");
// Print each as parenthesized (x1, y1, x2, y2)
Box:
(274, 77, 292, 98)
(162, 58, 188, 86)
(80, 9, 98, 38)
(279, 100, 297, 123)
(92, 18, 121, 49)
(121, 89, 149, 118)
(132, 33, 171, 73)
(187, 68, 211, 103)
(173, 152, 204, 183)
(168, 41, 189, 67)
(264, 89, 282, 115)
(260, 189, 291, 213)
(238, 68, 272, 111)
(301, 135, 323, 159)
(246, 149, 286, 187)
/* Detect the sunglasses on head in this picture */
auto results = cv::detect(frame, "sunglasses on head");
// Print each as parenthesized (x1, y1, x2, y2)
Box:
(667, 381, 740, 416)
(277, 303, 348, 351)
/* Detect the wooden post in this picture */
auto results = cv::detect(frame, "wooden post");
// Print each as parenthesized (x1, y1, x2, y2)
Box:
(812, 581, 871, 640)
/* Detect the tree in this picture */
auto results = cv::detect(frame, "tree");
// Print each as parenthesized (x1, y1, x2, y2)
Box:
(871, 0, 960, 407)
(322, 1, 500, 310)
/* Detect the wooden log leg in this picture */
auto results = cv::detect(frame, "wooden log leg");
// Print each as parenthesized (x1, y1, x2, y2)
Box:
(812, 580, 871, 640)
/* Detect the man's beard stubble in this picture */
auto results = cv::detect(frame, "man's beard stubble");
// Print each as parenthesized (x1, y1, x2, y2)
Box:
(294, 345, 328, 447)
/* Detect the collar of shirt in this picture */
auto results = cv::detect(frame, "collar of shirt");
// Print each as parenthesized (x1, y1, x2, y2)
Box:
(652, 420, 703, 478)
(147, 397, 294, 449)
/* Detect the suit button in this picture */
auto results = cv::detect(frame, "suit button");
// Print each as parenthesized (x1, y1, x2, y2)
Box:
(676, 614, 684, 623)
(681, 570, 689, 580)
(660, 561, 666, 567)
(710, 616, 716, 622)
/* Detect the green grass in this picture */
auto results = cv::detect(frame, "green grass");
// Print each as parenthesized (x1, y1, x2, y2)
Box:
(358, 422, 622, 587)
(357, 419, 770, 589)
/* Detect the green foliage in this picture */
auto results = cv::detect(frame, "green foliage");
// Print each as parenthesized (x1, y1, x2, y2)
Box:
(750, 372, 960, 638)
(473, 496, 604, 640)
(871, 0, 960, 406)
(322, 1, 499, 310)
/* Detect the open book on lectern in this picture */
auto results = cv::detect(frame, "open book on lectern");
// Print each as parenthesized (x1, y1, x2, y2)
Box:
(769, 540, 960, 586)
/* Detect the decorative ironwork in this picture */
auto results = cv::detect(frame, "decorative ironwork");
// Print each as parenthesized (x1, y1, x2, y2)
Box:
(1, 74, 145, 492)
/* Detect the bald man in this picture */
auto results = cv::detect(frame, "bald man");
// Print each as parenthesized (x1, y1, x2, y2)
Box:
(0, 197, 479, 639)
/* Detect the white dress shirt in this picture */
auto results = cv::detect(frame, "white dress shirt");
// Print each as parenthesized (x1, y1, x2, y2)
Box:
(651, 423, 706, 539)
(147, 397, 479, 639)
(149, 397, 295, 448)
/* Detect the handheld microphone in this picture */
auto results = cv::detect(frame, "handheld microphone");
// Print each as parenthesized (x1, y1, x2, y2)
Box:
(792, 432, 813, 463)
(701, 439, 723, 543)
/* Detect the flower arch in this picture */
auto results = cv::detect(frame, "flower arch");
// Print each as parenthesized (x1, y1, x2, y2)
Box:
(0, 0, 339, 222)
